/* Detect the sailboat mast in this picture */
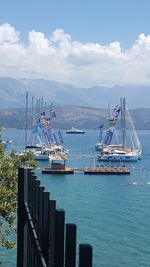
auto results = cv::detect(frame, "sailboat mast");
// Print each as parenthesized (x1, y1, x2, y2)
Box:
(41, 97, 43, 114)
(25, 91, 28, 148)
(31, 96, 34, 145)
(121, 97, 126, 148)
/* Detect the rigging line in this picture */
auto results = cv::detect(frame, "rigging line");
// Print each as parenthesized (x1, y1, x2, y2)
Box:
(126, 115, 136, 149)
(126, 106, 141, 151)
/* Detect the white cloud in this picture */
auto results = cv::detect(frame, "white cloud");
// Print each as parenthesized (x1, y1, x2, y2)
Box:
(0, 23, 19, 44)
(0, 23, 150, 87)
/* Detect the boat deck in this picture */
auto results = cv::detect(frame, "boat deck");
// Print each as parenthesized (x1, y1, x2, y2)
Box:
(83, 166, 130, 175)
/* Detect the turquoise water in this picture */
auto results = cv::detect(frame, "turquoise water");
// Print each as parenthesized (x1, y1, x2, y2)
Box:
(1, 129, 150, 266)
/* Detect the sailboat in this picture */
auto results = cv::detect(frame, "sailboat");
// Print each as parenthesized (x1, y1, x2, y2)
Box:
(95, 124, 104, 151)
(23, 93, 68, 161)
(30, 101, 68, 161)
(98, 98, 142, 162)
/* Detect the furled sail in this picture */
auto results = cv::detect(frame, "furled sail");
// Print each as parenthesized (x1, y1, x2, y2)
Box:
(104, 105, 121, 145)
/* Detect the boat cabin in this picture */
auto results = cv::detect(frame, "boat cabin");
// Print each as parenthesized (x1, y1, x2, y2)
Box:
(51, 156, 66, 170)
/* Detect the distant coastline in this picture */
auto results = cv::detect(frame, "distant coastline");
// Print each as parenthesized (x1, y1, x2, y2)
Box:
(0, 105, 150, 130)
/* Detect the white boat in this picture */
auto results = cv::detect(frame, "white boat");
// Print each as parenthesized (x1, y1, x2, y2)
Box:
(34, 151, 50, 160)
(66, 127, 85, 134)
(26, 142, 69, 161)
(95, 123, 104, 151)
(95, 142, 104, 151)
(2, 140, 12, 147)
(27, 146, 50, 161)
(98, 149, 140, 162)
(98, 98, 142, 162)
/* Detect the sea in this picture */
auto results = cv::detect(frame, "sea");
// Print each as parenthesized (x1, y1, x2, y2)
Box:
(1, 128, 150, 267)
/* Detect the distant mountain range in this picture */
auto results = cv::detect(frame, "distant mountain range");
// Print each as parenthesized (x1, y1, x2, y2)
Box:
(0, 77, 150, 109)
(0, 77, 150, 129)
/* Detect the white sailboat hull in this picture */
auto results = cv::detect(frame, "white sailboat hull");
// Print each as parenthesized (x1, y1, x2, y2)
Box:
(98, 154, 139, 162)
(34, 154, 50, 160)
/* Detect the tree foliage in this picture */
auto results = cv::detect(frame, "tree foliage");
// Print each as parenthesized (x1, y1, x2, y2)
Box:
(0, 128, 37, 248)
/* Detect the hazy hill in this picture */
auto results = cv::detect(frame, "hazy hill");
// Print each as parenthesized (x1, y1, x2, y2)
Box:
(0, 105, 150, 130)
(0, 77, 150, 108)
(0, 77, 150, 129)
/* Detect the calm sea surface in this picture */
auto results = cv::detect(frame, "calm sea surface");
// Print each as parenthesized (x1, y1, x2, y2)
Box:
(1, 129, 150, 267)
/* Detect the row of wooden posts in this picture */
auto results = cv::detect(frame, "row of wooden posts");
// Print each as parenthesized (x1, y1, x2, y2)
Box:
(17, 167, 93, 267)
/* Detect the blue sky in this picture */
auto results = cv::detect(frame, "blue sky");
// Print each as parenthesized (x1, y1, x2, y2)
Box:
(1, 0, 150, 48)
(0, 0, 150, 87)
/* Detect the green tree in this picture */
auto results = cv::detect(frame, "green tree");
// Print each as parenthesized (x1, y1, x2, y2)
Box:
(0, 128, 37, 248)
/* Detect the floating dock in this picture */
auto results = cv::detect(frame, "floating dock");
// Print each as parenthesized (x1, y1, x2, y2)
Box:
(83, 166, 130, 175)
(42, 167, 75, 174)
(42, 166, 130, 175)
(42, 156, 75, 174)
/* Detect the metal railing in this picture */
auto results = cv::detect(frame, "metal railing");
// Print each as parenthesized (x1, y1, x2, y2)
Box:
(17, 167, 93, 267)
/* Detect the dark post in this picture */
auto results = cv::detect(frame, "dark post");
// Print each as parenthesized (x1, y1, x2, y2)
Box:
(17, 167, 25, 267)
(43, 191, 50, 264)
(38, 186, 44, 246)
(30, 172, 36, 217)
(30, 173, 37, 267)
(27, 170, 34, 267)
(55, 209, 65, 267)
(35, 179, 40, 234)
(31, 174, 37, 224)
(79, 244, 93, 267)
(17, 167, 29, 267)
(48, 199, 56, 267)
(65, 223, 77, 267)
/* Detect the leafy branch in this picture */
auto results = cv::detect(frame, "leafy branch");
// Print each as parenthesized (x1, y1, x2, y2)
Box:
(0, 128, 37, 248)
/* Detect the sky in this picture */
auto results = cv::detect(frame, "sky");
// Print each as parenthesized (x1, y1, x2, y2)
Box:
(1, 0, 150, 87)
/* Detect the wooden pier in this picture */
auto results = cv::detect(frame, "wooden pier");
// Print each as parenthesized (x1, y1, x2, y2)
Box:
(42, 156, 75, 174)
(42, 167, 75, 174)
(42, 166, 130, 175)
(83, 166, 130, 175)
(41, 156, 130, 175)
